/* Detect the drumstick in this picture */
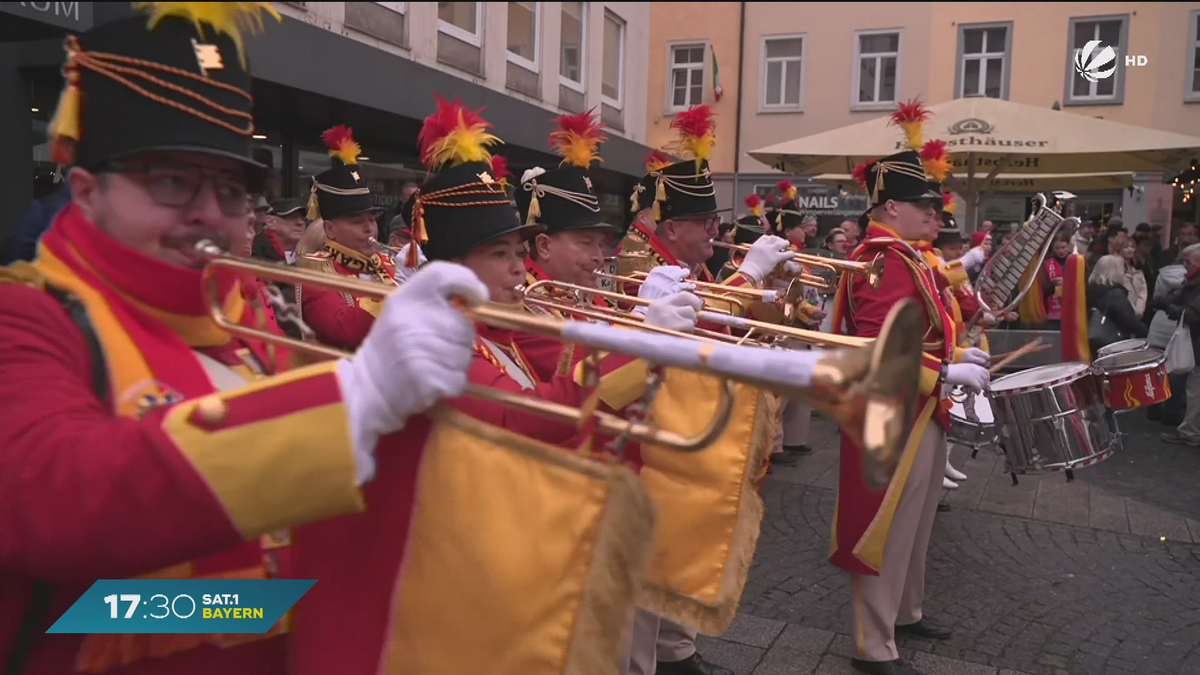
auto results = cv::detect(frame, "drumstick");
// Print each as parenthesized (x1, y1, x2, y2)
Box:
(989, 339, 1047, 373)
(988, 340, 1050, 363)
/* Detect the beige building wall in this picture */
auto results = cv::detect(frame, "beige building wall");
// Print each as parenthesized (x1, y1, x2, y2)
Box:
(646, 1, 1200, 222)
(274, 1, 650, 144)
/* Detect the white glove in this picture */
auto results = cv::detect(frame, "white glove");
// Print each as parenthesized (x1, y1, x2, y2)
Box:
(636, 265, 695, 301)
(961, 246, 986, 271)
(960, 347, 990, 367)
(783, 260, 804, 276)
(336, 261, 488, 484)
(643, 291, 703, 332)
(945, 363, 990, 392)
(737, 235, 795, 283)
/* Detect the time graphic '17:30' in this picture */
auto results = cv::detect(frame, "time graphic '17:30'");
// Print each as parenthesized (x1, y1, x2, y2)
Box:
(103, 593, 200, 620)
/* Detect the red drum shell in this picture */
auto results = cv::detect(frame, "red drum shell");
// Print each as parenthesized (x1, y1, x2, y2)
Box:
(1094, 349, 1171, 410)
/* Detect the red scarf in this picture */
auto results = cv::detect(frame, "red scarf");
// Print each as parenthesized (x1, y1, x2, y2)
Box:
(1045, 256, 1066, 320)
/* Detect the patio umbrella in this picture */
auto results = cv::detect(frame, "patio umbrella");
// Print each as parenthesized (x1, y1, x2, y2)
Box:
(809, 171, 1134, 193)
(748, 95, 1200, 230)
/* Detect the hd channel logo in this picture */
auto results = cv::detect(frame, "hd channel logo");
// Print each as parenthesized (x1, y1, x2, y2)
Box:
(46, 580, 315, 634)
(1074, 40, 1148, 82)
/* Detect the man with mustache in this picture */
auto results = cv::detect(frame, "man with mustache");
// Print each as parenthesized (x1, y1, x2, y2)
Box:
(0, 5, 484, 675)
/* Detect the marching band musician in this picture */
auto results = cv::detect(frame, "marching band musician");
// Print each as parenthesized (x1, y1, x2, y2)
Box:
(0, 5, 488, 675)
(618, 105, 796, 332)
(397, 95, 701, 444)
(830, 150, 991, 675)
(295, 125, 393, 351)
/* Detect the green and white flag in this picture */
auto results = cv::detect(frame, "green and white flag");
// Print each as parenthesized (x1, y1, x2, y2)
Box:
(712, 48, 724, 101)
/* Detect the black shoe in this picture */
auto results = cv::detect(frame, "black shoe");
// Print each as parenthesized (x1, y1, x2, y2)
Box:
(937, 500, 951, 512)
(784, 444, 813, 455)
(896, 617, 953, 640)
(657, 652, 734, 675)
(770, 452, 799, 466)
(850, 658, 924, 675)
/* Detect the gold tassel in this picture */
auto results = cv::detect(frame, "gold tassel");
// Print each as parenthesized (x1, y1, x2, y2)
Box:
(305, 188, 321, 222)
(655, 176, 667, 204)
(48, 48, 82, 166)
(630, 188, 641, 214)
(652, 199, 662, 224)
(527, 193, 541, 225)
(405, 202, 427, 268)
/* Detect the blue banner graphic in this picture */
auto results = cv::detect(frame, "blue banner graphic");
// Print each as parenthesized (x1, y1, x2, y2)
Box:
(46, 579, 315, 634)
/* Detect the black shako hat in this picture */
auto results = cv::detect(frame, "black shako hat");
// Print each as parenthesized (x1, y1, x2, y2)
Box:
(771, 180, 813, 232)
(45, 3, 281, 181)
(406, 94, 542, 266)
(307, 125, 382, 222)
(515, 109, 616, 235)
(858, 149, 942, 206)
(632, 104, 729, 223)
(734, 194, 766, 246)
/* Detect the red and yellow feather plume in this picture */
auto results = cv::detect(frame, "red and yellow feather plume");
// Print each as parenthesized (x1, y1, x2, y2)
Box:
(133, 2, 281, 68)
(669, 104, 717, 167)
(776, 179, 798, 204)
(851, 160, 875, 189)
(889, 98, 931, 150)
(744, 194, 763, 218)
(550, 109, 607, 169)
(490, 154, 512, 195)
(645, 150, 672, 173)
(941, 191, 957, 214)
(417, 94, 501, 171)
(921, 139, 951, 182)
(321, 125, 362, 166)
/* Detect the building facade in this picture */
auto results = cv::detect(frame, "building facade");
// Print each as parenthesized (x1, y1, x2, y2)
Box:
(1, 1, 653, 248)
(646, 1, 1200, 233)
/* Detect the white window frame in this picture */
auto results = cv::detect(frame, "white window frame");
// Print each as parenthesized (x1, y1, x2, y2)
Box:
(665, 41, 707, 113)
(376, 2, 405, 14)
(1064, 15, 1128, 105)
(852, 29, 902, 111)
(559, 1, 588, 93)
(957, 23, 1010, 99)
(506, 1, 541, 73)
(1186, 10, 1200, 103)
(601, 10, 625, 110)
(437, 1, 483, 48)
(760, 33, 806, 112)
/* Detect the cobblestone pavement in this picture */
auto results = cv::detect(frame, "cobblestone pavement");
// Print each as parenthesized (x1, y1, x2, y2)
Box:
(690, 415, 1200, 675)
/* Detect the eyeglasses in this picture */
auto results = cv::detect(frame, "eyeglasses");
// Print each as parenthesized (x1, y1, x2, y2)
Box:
(104, 160, 252, 217)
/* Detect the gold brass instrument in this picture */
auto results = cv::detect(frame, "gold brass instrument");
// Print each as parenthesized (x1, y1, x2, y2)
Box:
(598, 271, 812, 326)
(709, 240, 886, 289)
(368, 237, 402, 254)
(522, 277, 872, 350)
(197, 241, 922, 484)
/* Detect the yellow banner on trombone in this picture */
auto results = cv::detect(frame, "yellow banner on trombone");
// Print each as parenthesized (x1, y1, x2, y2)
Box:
(637, 371, 780, 634)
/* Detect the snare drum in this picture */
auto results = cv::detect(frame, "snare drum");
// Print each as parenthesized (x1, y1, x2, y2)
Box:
(1096, 338, 1148, 358)
(1093, 349, 1171, 410)
(988, 363, 1119, 476)
(948, 392, 997, 450)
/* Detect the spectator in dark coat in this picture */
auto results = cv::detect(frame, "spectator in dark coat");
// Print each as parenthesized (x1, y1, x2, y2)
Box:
(1087, 254, 1148, 356)
(1159, 243, 1200, 445)
(3, 182, 71, 264)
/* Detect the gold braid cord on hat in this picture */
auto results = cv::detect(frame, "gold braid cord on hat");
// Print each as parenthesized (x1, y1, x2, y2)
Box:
(870, 159, 927, 204)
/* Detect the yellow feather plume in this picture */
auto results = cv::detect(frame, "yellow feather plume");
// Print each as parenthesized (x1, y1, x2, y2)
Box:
(133, 2, 281, 68)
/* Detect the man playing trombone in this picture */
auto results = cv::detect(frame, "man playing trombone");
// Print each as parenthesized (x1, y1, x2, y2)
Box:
(831, 149, 991, 675)
(0, 5, 486, 674)
(295, 125, 394, 351)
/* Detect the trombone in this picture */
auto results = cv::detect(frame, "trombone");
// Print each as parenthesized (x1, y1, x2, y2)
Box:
(596, 271, 816, 326)
(197, 241, 922, 486)
(523, 277, 871, 350)
(709, 241, 886, 289)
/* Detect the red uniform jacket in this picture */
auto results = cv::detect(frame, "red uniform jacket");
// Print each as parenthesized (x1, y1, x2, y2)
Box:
(0, 207, 369, 675)
(296, 242, 396, 351)
(829, 222, 955, 575)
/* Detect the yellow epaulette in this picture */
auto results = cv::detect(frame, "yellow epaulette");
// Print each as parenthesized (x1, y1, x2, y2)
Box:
(295, 254, 336, 275)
